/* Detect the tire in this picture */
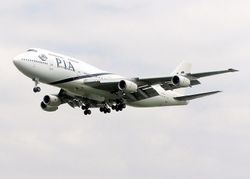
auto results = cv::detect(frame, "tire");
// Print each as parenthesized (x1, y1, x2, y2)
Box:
(107, 108, 111, 113)
(37, 87, 41, 92)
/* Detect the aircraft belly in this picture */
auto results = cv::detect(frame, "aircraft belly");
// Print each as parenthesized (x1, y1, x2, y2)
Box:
(53, 81, 115, 102)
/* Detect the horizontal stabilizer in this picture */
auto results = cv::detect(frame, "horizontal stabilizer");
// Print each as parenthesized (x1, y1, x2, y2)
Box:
(174, 91, 221, 101)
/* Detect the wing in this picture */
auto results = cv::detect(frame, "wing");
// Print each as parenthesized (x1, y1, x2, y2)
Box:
(84, 68, 238, 102)
(136, 68, 237, 88)
(188, 68, 238, 78)
(137, 68, 238, 85)
(84, 80, 160, 102)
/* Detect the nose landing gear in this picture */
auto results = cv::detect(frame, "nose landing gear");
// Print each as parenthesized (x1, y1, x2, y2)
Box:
(33, 86, 41, 93)
(33, 78, 41, 93)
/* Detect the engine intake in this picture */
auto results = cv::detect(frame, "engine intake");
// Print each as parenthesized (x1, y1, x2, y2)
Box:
(118, 80, 138, 93)
(43, 95, 61, 106)
(172, 75, 191, 87)
(41, 102, 58, 112)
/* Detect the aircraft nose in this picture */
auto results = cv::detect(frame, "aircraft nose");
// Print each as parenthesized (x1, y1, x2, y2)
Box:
(13, 56, 20, 67)
(13, 53, 35, 78)
(13, 54, 25, 71)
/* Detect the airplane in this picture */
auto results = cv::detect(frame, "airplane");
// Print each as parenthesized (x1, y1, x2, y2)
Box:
(13, 48, 238, 115)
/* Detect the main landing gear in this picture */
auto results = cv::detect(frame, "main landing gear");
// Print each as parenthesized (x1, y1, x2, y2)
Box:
(111, 103, 126, 112)
(111, 99, 126, 112)
(33, 78, 41, 93)
(81, 105, 91, 115)
(81, 99, 126, 115)
(99, 100, 126, 114)
(100, 105, 111, 114)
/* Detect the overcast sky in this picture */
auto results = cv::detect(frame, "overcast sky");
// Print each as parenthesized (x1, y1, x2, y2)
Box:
(0, 0, 249, 179)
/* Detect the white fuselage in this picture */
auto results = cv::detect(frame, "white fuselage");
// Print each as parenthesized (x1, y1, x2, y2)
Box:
(13, 48, 187, 107)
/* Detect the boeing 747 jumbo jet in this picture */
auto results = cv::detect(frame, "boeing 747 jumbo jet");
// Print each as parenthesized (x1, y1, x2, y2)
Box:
(13, 48, 238, 115)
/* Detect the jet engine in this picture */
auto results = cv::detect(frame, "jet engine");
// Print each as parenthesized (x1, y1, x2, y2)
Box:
(40, 95, 61, 112)
(118, 80, 138, 93)
(171, 75, 191, 87)
(43, 95, 61, 106)
(40, 101, 58, 112)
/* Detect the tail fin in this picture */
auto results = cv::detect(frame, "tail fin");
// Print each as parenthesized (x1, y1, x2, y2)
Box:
(171, 62, 192, 95)
(171, 61, 192, 75)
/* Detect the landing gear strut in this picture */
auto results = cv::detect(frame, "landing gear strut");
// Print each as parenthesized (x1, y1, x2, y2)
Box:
(33, 78, 41, 93)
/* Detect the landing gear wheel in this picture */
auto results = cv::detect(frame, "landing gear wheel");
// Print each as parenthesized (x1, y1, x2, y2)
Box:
(84, 109, 91, 115)
(81, 105, 86, 110)
(33, 87, 41, 93)
(121, 103, 126, 109)
(104, 108, 111, 114)
(107, 108, 111, 113)
(113, 103, 125, 112)
(111, 105, 116, 110)
(32, 78, 41, 93)
(100, 106, 111, 114)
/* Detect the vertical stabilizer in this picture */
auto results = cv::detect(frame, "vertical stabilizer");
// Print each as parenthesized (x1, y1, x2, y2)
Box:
(171, 62, 192, 95)
(171, 62, 192, 75)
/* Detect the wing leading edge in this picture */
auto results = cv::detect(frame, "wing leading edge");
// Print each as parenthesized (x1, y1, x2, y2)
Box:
(188, 68, 238, 79)
(137, 68, 238, 85)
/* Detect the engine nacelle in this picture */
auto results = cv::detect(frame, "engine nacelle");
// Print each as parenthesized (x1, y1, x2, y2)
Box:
(118, 80, 138, 93)
(171, 75, 191, 87)
(40, 102, 58, 112)
(43, 95, 61, 106)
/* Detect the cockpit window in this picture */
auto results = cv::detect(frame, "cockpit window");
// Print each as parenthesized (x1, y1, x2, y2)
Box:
(27, 49, 38, 52)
